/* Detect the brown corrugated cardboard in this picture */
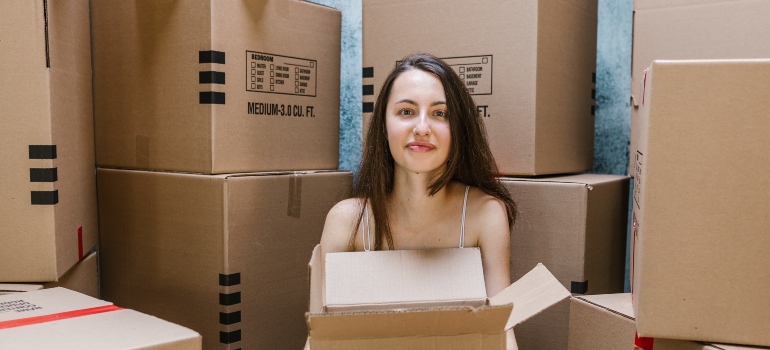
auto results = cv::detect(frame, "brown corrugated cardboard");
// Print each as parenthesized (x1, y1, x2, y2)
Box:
(363, 0, 597, 175)
(0, 250, 100, 299)
(0, 287, 201, 349)
(307, 245, 572, 350)
(91, 0, 341, 173)
(628, 0, 770, 176)
(632, 60, 770, 346)
(500, 174, 629, 350)
(325, 248, 487, 312)
(568, 294, 768, 350)
(97, 168, 352, 350)
(0, 0, 98, 282)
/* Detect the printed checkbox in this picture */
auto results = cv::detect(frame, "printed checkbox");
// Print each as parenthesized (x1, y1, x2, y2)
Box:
(251, 76, 256, 82)
(251, 69, 256, 75)
(482, 57, 488, 64)
(251, 83, 256, 89)
(459, 67, 465, 73)
(295, 81, 299, 86)
(251, 62, 256, 68)
(270, 78, 275, 84)
(295, 87, 299, 93)
(295, 67, 299, 73)
(270, 64, 274, 70)
(460, 74, 465, 80)
(310, 62, 315, 68)
(270, 85, 274, 91)
(295, 74, 299, 80)
(270, 71, 274, 77)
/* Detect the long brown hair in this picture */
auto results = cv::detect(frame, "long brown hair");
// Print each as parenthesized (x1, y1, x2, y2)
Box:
(351, 53, 516, 250)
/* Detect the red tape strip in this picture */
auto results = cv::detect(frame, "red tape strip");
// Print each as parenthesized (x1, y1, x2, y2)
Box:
(77, 226, 83, 260)
(635, 332, 655, 350)
(0, 305, 122, 330)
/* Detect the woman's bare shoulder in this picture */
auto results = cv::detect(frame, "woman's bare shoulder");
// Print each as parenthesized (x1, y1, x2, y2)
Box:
(320, 198, 363, 253)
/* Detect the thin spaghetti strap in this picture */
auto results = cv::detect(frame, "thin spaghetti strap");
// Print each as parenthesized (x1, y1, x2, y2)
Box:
(362, 199, 371, 251)
(460, 185, 470, 248)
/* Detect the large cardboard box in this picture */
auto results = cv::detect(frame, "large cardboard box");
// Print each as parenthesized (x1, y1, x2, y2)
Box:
(0, 287, 201, 349)
(0, 0, 98, 281)
(363, 0, 597, 175)
(91, 0, 341, 173)
(307, 246, 572, 350)
(97, 168, 352, 350)
(0, 249, 100, 299)
(568, 294, 765, 350)
(632, 60, 770, 346)
(500, 174, 629, 350)
(628, 0, 770, 176)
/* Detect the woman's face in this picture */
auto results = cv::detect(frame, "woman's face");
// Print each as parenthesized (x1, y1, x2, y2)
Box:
(385, 69, 451, 176)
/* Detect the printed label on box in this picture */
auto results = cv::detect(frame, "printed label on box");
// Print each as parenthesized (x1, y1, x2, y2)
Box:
(397, 55, 493, 95)
(246, 51, 317, 97)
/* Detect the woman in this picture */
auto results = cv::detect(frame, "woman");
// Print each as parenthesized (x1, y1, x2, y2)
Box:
(319, 53, 517, 346)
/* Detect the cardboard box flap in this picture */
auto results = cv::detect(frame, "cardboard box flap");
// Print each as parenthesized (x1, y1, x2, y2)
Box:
(576, 294, 634, 320)
(307, 305, 512, 340)
(324, 248, 487, 311)
(0, 287, 111, 321)
(225, 170, 340, 179)
(308, 244, 323, 314)
(501, 174, 626, 187)
(489, 263, 570, 330)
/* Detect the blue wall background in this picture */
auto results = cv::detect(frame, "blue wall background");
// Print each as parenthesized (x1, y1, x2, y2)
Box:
(311, 0, 635, 291)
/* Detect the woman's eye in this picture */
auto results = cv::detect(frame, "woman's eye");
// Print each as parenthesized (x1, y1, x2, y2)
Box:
(434, 110, 447, 118)
(399, 108, 414, 116)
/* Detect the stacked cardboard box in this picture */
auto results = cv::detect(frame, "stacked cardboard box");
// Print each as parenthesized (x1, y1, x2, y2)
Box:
(0, 288, 201, 349)
(0, 0, 97, 282)
(90, 1, 348, 349)
(628, 0, 770, 176)
(631, 60, 770, 347)
(0, 250, 99, 299)
(568, 294, 768, 350)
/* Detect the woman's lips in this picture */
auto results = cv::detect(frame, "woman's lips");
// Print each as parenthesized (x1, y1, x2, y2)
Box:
(406, 142, 435, 152)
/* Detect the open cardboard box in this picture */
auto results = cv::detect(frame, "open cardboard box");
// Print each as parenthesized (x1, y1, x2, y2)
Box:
(305, 245, 571, 349)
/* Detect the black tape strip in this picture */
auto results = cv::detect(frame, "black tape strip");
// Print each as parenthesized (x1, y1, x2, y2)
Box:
(362, 67, 374, 78)
(591, 105, 595, 116)
(199, 71, 225, 84)
(363, 85, 374, 96)
(220, 311, 241, 325)
(200, 91, 225, 104)
(199, 50, 225, 64)
(29, 145, 57, 159)
(592, 72, 596, 84)
(220, 330, 241, 344)
(44, 0, 50, 68)
(571, 280, 588, 294)
(219, 292, 241, 306)
(592, 89, 596, 100)
(30, 168, 58, 182)
(31, 190, 58, 205)
(363, 102, 374, 113)
(219, 273, 241, 286)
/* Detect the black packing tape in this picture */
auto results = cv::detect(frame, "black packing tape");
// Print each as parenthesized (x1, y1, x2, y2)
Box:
(199, 71, 225, 84)
(29, 145, 57, 159)
(363, 85, 374, 96)
(592, 72, 596, 83)
(591, 105, 595, 116)
(592, 89, 596, 100)
(571, 280, 588, 294)
(362, 67, 374, 78)
(219, 273, 241, 286)
(219, 292, 241, 306)
(220, 311, 241, 325)
(30, 168, 58, 182)
(220, 330, 241, 344)
(200, 91, 225, 104)
(363, 102, 374, 113)
(199, 50, 225, 64)
(31, 190, 58, 205)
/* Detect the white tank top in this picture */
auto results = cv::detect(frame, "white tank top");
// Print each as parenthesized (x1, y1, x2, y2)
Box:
(362, 185, 471, 251)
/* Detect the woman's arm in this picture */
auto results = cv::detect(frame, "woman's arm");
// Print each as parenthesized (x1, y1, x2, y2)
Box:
(476, 196, 512, 298)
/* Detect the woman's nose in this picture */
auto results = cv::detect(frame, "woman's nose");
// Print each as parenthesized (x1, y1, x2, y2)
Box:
(413, 113, 431, 136)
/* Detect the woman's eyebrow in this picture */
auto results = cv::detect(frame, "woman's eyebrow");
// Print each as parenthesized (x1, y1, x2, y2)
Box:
(393, 99, 418, 105)
(430, 101, 447, 107)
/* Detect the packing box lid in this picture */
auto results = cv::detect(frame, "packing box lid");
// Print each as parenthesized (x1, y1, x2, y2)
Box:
(0, 287, 201, 349)
(324, 248, 487, 311)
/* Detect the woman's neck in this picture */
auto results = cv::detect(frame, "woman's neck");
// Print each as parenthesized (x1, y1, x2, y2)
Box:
(387, 166, 455, 231)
